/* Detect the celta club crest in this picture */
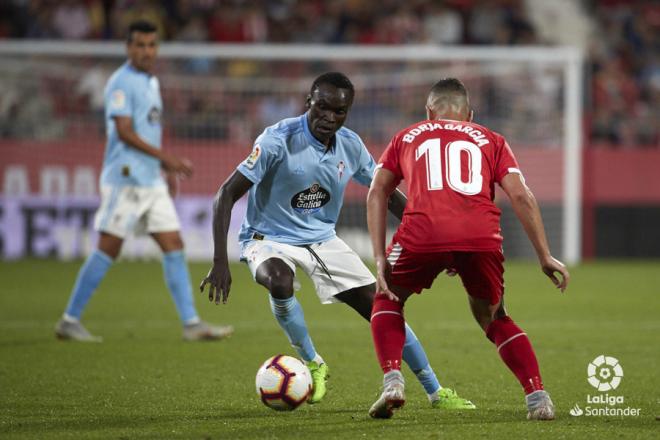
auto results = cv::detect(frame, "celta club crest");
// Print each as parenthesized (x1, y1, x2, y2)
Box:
(337, 161, 345, 181)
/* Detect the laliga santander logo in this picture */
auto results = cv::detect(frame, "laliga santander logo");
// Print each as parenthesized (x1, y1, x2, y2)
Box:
(587, 355, 623, 391)
(569, 354, 640, 417)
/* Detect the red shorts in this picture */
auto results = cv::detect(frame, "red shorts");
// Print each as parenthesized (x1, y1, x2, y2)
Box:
(386, 243, 505, 305)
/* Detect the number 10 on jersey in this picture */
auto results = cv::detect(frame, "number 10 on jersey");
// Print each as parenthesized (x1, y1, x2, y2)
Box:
(415, 139, 483, 195)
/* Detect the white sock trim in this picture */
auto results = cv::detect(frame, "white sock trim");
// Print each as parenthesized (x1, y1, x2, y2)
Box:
(526, 389, 547, 399)
(62, 314, 79, 323)
(372, 310, 402, 319)
(427, 388, 443, 402)
(384, 369, 404, 385)
(184, 316, 201, 326)
(311, 354, 325, 365)
(496, 332, 527, 353)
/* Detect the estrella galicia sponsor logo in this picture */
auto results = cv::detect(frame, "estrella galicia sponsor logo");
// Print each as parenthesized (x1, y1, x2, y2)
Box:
(148, 106, 161, 124)
(569, 355, 641, 417)
(291, 183, 330, 214)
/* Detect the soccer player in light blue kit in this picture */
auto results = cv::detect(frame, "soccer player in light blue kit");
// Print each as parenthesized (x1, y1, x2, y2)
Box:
(55, 20, 233, 342)
(200, 72, 474, 407)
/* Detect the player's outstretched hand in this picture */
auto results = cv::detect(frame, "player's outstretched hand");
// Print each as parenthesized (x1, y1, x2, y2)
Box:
(540, 255, 569, 293)
(162, 154, 193, 178)
(199, 261, 232, 305)
(375, 256, 398, 301)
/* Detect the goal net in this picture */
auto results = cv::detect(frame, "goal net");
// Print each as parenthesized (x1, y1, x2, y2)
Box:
(0, 42, 582, 263)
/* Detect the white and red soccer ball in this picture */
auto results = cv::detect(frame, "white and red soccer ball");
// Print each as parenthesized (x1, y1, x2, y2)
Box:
(255, 355, 312, 411)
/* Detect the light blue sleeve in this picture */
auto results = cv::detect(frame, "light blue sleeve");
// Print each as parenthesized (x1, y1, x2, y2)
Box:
(236, 133, 283, 184)
(351, 139, 377, 187)
(105, 74, 133, 118)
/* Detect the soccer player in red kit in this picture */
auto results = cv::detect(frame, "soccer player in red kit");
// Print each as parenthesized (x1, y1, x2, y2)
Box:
(366, 78, 569, 420)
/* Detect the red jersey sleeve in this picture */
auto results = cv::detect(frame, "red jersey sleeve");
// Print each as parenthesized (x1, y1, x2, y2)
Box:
(494, 137, 521, 184)
(377, 135, 404, 186)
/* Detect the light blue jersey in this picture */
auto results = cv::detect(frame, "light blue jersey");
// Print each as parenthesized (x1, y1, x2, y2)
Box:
(237, 114, 375, 245)
(101, 61, 164, 187)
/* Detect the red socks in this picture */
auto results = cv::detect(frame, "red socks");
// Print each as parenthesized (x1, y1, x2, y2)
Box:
(371, 294, 405, 373)
(486, 316, 544, 394)
(371, 296, 544, 394)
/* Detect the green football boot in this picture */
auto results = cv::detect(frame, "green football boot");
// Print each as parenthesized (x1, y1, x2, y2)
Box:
(431, 388, 476, 409)
(306, 361, 329, 404)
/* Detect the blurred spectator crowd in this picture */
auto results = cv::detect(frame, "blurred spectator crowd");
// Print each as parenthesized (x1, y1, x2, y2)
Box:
(0, 0, 544, 45)
(0, 0, 657, 147)
(587, 1, 658, 146)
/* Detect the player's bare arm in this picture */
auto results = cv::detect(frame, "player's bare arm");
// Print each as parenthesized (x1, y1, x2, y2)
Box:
(114, 116, 193, 177)
(200, 170, 253, 304)
(500, 172, 569, 292)
(165, 172, 179, 198)
(367, 167, 400, 300)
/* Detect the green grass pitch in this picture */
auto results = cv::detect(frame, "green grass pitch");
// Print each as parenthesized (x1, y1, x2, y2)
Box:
(0, 259, 658, 439)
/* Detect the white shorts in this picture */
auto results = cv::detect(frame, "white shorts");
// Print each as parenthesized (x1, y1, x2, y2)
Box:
(94, 185, 180, 239)
(240, 236, 376, 304)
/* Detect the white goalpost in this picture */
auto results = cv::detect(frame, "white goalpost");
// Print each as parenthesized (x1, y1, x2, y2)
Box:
(0, 42, 583, 264)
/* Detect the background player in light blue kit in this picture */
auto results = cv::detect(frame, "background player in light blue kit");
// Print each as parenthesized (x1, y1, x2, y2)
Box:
(200, 72, 474, 407)
(55, 20, 233, 342)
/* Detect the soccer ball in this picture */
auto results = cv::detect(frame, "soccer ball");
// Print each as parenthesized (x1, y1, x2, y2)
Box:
(255, 355, 312, 411)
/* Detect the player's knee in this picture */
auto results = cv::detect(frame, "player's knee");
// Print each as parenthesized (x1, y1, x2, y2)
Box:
(336, 284, 375, 321)
(477, 309, 509, 332)
(469, 297, 504, 331)
(349, 297, 372, 322)
(171, 236, 184, 250)
(359, 283, 377, 302)
(471, 306, 496, 331)
(494, 305, 508, 321)
(152, 232, 184, 252)
(268, 283, 293, 299)
(263, 271, 294, 299)
(100, 246, 120, 260)
(164, 234, 184, 251)
(476, 315, 493, 331)
(97, 233, 122, 259)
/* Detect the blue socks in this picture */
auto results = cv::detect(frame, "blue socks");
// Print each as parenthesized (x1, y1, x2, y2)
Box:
(64, 249, 199, 325)
(162, 250, 199, 324)
(267, 297, 439, 394)
(269, 296, 317, 362)
(403, 323, 442, 395)
(64, 250, 113, 319)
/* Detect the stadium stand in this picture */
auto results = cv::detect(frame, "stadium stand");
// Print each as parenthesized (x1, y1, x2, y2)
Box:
(0, 0, 656, 146)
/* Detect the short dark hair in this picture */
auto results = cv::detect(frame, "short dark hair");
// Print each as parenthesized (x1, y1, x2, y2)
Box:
(127, 20, 157, 42)
(310, 72, 355, 99)
(426, 78, 470, 118)
(429, 78, 468, 98)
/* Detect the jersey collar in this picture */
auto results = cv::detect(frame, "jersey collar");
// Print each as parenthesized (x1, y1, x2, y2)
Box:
(125, 61, 153, 78)
(302, 113, 336, 153)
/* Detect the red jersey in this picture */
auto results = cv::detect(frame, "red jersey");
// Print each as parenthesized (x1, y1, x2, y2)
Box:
(378, 119, 520, 252)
